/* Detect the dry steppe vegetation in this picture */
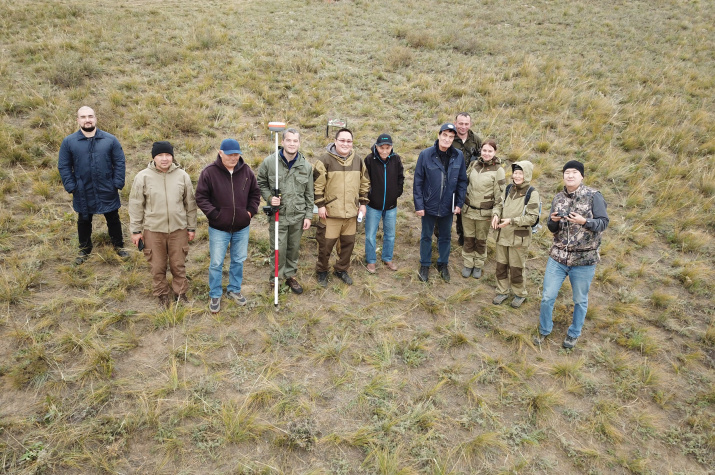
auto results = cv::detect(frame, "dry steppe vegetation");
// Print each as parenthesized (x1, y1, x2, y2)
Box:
(1, 0, 714, 473)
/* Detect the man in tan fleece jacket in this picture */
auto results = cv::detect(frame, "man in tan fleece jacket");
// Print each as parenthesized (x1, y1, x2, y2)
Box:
(129, 141, 197, 307)
(313, 128, 369, 287)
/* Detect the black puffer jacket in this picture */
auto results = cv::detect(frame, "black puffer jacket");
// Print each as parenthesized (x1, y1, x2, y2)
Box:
(364, 146, 404, 211)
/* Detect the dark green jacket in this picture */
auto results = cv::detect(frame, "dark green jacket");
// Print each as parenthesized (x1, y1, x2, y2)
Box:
(257, 149, 314, 225)
(453, 129, 481, 166)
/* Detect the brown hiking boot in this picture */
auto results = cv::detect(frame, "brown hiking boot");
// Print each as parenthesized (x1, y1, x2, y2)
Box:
(366, 263, 377, 274)
(285, 277, 303, 294)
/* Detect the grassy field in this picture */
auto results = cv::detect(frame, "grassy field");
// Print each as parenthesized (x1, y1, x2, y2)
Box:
(1, 0, 714, 473)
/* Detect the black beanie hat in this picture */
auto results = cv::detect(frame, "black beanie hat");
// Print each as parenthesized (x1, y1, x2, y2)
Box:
(562, 160, 584, 177)
(152, 141, 174, 158)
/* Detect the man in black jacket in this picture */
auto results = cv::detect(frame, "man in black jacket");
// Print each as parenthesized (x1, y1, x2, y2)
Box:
(364, 133, 404, 273)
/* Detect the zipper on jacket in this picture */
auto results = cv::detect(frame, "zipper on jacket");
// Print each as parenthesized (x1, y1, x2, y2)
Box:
(382, 162, 387, 211)
(163, 171, 169, 231)
(230, 174, 236, 231)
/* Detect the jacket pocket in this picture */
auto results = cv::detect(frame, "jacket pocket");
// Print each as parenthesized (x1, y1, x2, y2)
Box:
(234, 209, 251, 229)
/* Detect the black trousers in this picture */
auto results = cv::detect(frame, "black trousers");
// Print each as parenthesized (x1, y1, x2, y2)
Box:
(77, 209, 124, 253)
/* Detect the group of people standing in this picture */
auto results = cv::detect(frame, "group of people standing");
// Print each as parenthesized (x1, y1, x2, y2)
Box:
(58, 107, 608, 349)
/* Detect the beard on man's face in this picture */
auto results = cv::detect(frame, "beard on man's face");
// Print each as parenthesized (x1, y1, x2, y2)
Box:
(81, 125, 96, 132)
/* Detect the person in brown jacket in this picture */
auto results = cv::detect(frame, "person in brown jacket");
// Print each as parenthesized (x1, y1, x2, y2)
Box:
(313, 128, 370, 287)
(129, 141, 197, 308)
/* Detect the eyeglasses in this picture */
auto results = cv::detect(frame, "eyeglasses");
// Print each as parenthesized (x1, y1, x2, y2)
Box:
(337, 139, 353, 143)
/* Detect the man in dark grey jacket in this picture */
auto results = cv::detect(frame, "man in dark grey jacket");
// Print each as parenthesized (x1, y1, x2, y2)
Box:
(58, 106, 127, 265)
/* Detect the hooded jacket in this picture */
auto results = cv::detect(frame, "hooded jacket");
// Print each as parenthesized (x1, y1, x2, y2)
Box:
(58, 129, 126, 215)
(493, 160, 540, 248)
(256, 148, 314, 226)
(547, 183, 609, 266)
(313, 144, 369, 219)
(463, 155, 506, 221)
(195, 155, 261, 233)
(128, 161, 198, 234)
(364, 146, 405, 212)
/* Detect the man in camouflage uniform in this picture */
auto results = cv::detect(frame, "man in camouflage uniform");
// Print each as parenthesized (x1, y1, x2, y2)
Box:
(452, 112, 482, 246)
(534, 160, 609, 349)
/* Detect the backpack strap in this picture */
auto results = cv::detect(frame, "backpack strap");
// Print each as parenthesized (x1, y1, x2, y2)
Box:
(523, 186, 533, 206)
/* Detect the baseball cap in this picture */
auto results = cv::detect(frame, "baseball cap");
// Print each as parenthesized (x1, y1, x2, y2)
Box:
(220, 138, 242, 155)
(375, 133, 393, 146)
(439, 123, 456, 134)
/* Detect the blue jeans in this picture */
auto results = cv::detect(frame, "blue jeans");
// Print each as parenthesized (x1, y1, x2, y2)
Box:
(538, 257, 596, 338)
(364, 206, 397, 264)
(419, 214, 453, 267)
(208, 226, 249, 298)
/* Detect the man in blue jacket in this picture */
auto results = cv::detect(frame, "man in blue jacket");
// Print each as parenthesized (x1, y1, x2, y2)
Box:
(58, 106, 128, 265)
(413, 123, 468, 282)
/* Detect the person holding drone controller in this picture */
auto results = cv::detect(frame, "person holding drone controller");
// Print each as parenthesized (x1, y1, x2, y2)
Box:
(534, 160, 609, 349)
(257, 127, 314, 295)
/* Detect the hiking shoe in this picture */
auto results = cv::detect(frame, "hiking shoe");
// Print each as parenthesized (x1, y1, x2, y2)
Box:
(158, 294, 170, 308)
(562, 335, 579, 349)
(226, 291, 247, 306)
(115, 248, 130, 259)
(285, 277, 303, 294)
(462, 266, 473, 278)
(366, 263, 377, 274)
(533, 333, 549, 346)
(317, 271, 328, 287)
(492, 294, 509, 305)
(472, 267, 482, 279)
(209, 297, 221, 313)
(418, 266, 429, 282)
(334, 270, 353, 285)
(74, 251, 90, 265)
(383, 260, 398, 271)
(437, 264, 450, 282)
(510, 296, 526, 308)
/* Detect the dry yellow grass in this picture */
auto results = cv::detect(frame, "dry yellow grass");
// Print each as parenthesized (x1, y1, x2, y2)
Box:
(0, 0, 713, 473)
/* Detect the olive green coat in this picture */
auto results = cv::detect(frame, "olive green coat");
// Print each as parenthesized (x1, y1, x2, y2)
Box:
(494, 160, 540, 248)
(463, 157, 506, 221)
(256, 149, 314, 226)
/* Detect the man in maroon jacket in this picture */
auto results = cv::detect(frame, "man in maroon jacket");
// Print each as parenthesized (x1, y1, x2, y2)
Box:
(196, 139, 261, 313)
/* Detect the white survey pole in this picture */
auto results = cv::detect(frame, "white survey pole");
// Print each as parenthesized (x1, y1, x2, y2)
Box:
(267, 122, 286, 307)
